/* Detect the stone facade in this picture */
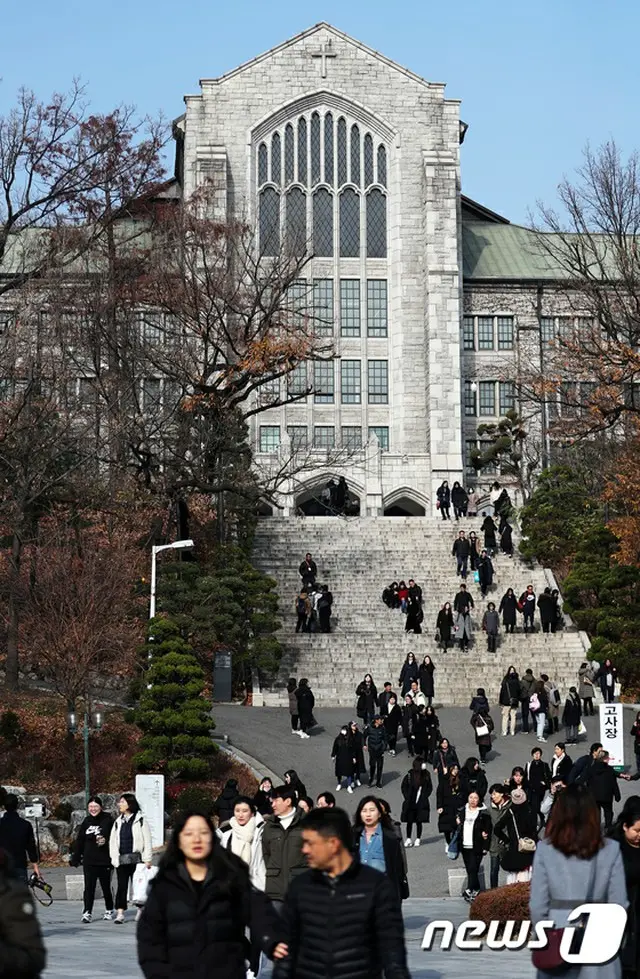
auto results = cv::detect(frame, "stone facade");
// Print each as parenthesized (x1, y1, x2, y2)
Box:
(175, 23, 575, 515)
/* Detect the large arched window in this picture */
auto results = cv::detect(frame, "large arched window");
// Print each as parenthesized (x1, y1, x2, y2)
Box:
(310, 112, 321, 185)
(337, 117, 347, 186)
(377, 145, 387, 187)
(340, 189, 360, 257)
(284, 124, 295, 184)
(271, 133, 281, 186)
(260, 187, 280, 256)
(258, 143, 268, 185)
(364, 134, 374, 186)
(324, 113, 334, 185)
(297, 117, 307, 185)
(313, 189, 333, 256)
(350, 125, 360, 187)
(286, 188, 306, 255)
(366, 189, 387, 258)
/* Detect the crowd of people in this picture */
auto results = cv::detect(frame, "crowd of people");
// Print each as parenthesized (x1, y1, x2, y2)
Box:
(295, 552, 334, 633)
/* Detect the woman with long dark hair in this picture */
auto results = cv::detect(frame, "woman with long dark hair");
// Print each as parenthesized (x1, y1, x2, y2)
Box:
(456, 790, 491, 902)
(530, 785, 627, 979)
(399, 653, 419, 696)
(109, 793, 152, 924)
(253, 778, 273, 817)
(437, 763, 462, 844)
(138, 811, 283, 979)
(436, 604, 454, 650)
(356, 674, 378, 725)
(418, 655, 435, 704)
(287, 677, 299, 735)
(348, 720, 366, 785)
(295, 678, 315, 738)
(400, 757, 433, 847)
(283, 770, 307, 802)
(609, 796, 640, 979)
(352, 796, 407, 903)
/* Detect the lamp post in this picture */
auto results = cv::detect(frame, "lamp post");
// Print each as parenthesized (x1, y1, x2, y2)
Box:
(149, 539, 195, 620)
(67, 704, 104, 808)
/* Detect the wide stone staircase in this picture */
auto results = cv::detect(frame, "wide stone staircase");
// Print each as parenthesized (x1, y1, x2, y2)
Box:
(252, 516, 591, 707)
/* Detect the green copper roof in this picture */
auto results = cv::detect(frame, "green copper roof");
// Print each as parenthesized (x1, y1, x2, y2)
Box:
(462, 220, 568, 281)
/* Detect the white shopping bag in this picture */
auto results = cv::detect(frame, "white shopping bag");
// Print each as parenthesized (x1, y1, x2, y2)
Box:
(131, 863, 158, 905)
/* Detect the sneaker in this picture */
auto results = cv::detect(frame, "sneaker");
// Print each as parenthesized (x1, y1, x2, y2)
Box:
(336, 784, 342, 791)
(355, 780, 362, 787)
(347, 785, 354, 794)
(114, 912, 125, 924)
(404, 838, 413, 848)
(103, 910, 114, 921)
(413, 838, 421, 847)
(462, 888, 472, 902)
(292, 730, 301, 736)
(135, 908, 143, 922)
(81, 912, 92, 923)
(302, 732, 311, 739)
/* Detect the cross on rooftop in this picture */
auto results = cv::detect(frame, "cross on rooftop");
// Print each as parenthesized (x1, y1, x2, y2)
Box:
(311, 39, 337, 78)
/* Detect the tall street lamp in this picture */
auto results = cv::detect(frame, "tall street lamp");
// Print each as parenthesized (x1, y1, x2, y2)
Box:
(149, 539, 195, 620)
(67, 704, 104, 807)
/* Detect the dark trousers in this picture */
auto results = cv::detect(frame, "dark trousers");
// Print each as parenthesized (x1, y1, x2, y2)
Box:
(440, 506, 450, 520)
(295, 613, 308, 633)
(583, 697, 594, 716)
(369, 751, 384, 786)
(319, 608, 331, 633)
(406, 821, 423, 838)
(635, 751, 640, 776)
(523, 612, 534, 631)
(487, 634, 497, 652)
(598, 802, 614, 830)
(520, 699, 531, 733)
(84, 865, 114, 914)
(454, 505, 465, 520)
(478, 743, 490, 762)
(387, 734, 397, 751)
(299, 714, 312, 734)
(542, 621, 551, 634)
(602, 686, 615, 703)
(490, 853, 501, 889)
(457, 557, 468, 577)
(504, 623, 515, 633)
(462, 848, 482, 891)
(14, 868, 28, 885)
(115, 864, 136, 910)
(290, 713, 298, 731)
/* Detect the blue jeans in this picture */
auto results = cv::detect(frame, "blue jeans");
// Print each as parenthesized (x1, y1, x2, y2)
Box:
(457, 558, 468, 577)
(338, 775, 353, 788)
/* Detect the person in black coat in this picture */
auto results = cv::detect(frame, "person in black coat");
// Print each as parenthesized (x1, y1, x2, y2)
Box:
(435, 604, 454, 650)
(411, 706, 431, 758)
(298, 553, 317, 588)
(332, 728, 357, 792)
(284, 770, 307, 802)
(436, 480, 451, 519)
(348, 722, 366, 786)
(401, 696, 416, 757)
(69, 796, 115, 921)
(537, 588, 556, 634)
(383, 696, 402, 754)
(562, 687, 582, 744)
(400, 758, 433, 846)
(0, 849, 46, 979)
(595, 658, 618, 704)
(609, 798, 640, 979)
(432, 738, 460, 781)
(356, 674, 378, 724)
(422, 706, 441, 758)
(418, 656, 435, 703)
(254, 778, 274, 817)
(0, 795, 40, 885)
(452, 531, 471, 578)
(274, 808, 410, 979)
(436, 765, 462, 844)
(398, 654, 419, 696)
(500, 522, 514, 557)
(585, 750, 621, 830)
(451, 481, 468, 520)
(470, 697, 494, 763)
(296, 678, 316, 736)
(468, 532, 481, 571)
(499, 666, 520, 736)
(214, 780, 240, 825)
(459, 757, 488, 803)
(498, 588, 518, 633)
(481, 515, 497, 553)
(494, 788, 538, 882)
(137, 811, 282, 979)
(352, 798, 408, 905)
(476, 550, 494, 598)
(405, 596, 423, 634)
(525, 748, 551, 820)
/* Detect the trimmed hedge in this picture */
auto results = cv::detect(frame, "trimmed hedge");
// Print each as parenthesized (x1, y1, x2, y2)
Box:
(470, 882, 531, 923)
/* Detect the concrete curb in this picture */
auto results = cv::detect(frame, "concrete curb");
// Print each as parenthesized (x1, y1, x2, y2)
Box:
(217, 736, 280, 787)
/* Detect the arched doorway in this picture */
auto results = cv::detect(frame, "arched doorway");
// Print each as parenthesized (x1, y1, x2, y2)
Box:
(383, 487, 428, 517)
(295, 477, 362, 516)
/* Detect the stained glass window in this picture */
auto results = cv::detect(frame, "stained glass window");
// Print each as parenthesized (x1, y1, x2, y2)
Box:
(324, 113, 334, 185)
(284, 124, 295, 184)
(258, 143, 268, 185)
(377, 145, 387, 186)
(340, 280, 360, 337)
(271, 133, 281, 185)
(297, 117, 307, 185)
(350, 125, 360, 187)
(286, 188, 306, 255)
(368, 360, 388, 404)
(313, 188, 333, 257)
(366, 189, 386, 258)
(367, 280, 387, 337)
(340, 189, 360, 257)
(341, 360, 361, 403)
(311, 113, 321, 185)
(337, 117, 347, 186)
(364, 134, 374, 186)
(259, 187, 280, 256)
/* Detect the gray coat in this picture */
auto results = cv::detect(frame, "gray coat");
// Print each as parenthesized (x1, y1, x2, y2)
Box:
(530, 837, 627, 979)
(578, 666, 595, 701)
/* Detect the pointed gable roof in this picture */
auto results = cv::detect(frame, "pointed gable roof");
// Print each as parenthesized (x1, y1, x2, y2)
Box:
(198, 22, 447, 91)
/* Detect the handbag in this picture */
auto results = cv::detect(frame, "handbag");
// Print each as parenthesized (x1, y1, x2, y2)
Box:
(475, 721, 490, 737)
(511, 811, 536, 853)
(532, 850, 598, 972)
(473, 570, 480, 584)
(131, 863, 158, 905)
(614, 681, 622, 697)
(446, 827, 461, 860)
(578, 720, 587, 735)
(119, 851, 142, 865)
(434, 628, 441, 642)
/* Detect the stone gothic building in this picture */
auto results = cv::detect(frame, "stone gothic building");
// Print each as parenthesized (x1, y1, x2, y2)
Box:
(173, 22, 577, 517)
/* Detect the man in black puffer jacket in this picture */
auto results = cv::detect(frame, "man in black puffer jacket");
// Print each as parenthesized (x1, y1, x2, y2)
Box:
(273, 808, 409, 979)
(0, 849, 46, 978)
(364, 716, 389, 788)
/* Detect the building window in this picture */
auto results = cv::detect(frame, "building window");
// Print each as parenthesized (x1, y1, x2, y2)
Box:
(340, 188, 360, 257)
(79, 377, 97, 408)
(141, 311, 164, 345)
(367, 280, 388, 337)
(314, 425, 335, 449)
(287, 279, 307, 328)
(258, 377, 280, 406)
(342, 425, 362, 449)
(377, 145, 387, 186)
(337, 117, 348, 186)
(258, 143, 268, 185)
(462, 316, 475, 350)
(259, 425, 280, 452)
(313, 361, 334, 403)
(287, 425, 308, 450)
(557, 317, 572, 337)
(259, 187, 280, 256)
(369, 426, 389, 450)
(310, 112, 321, 184)
(465, 439, 478, 478)
(499, 381, 516, 415)
(284, 124, 295, 184)
(559, 381, 577, 417)
(285, 187, 306, 254)
(368, 360, 388, 403)
(464, 380, 476, 416)
(324, 113, 334, 185)
(366, 189, 387, 258)
(297, 117, 307, 185)
(350, 125, 360, 186)
(364, 134, 374, 186)
(341, 360, 361, 403)
(340, 280, 360, 336)
(477, 316, 494, 350)
(479, 381, 496, 416)
(270, 133, 281, 185)
(313, 188, 333, 257)
(313, 279, 334, 334)
(580, 381, 597, 411)
(540, 316, 555, 342)
(497, 316, 514, 350)
(287, 362, 307, 396)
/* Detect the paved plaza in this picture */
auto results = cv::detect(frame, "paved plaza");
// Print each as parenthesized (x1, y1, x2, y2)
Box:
(39, 897, 535, 978)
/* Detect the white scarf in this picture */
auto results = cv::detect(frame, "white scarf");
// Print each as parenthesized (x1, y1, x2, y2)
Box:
(228, 815, 255, 866)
